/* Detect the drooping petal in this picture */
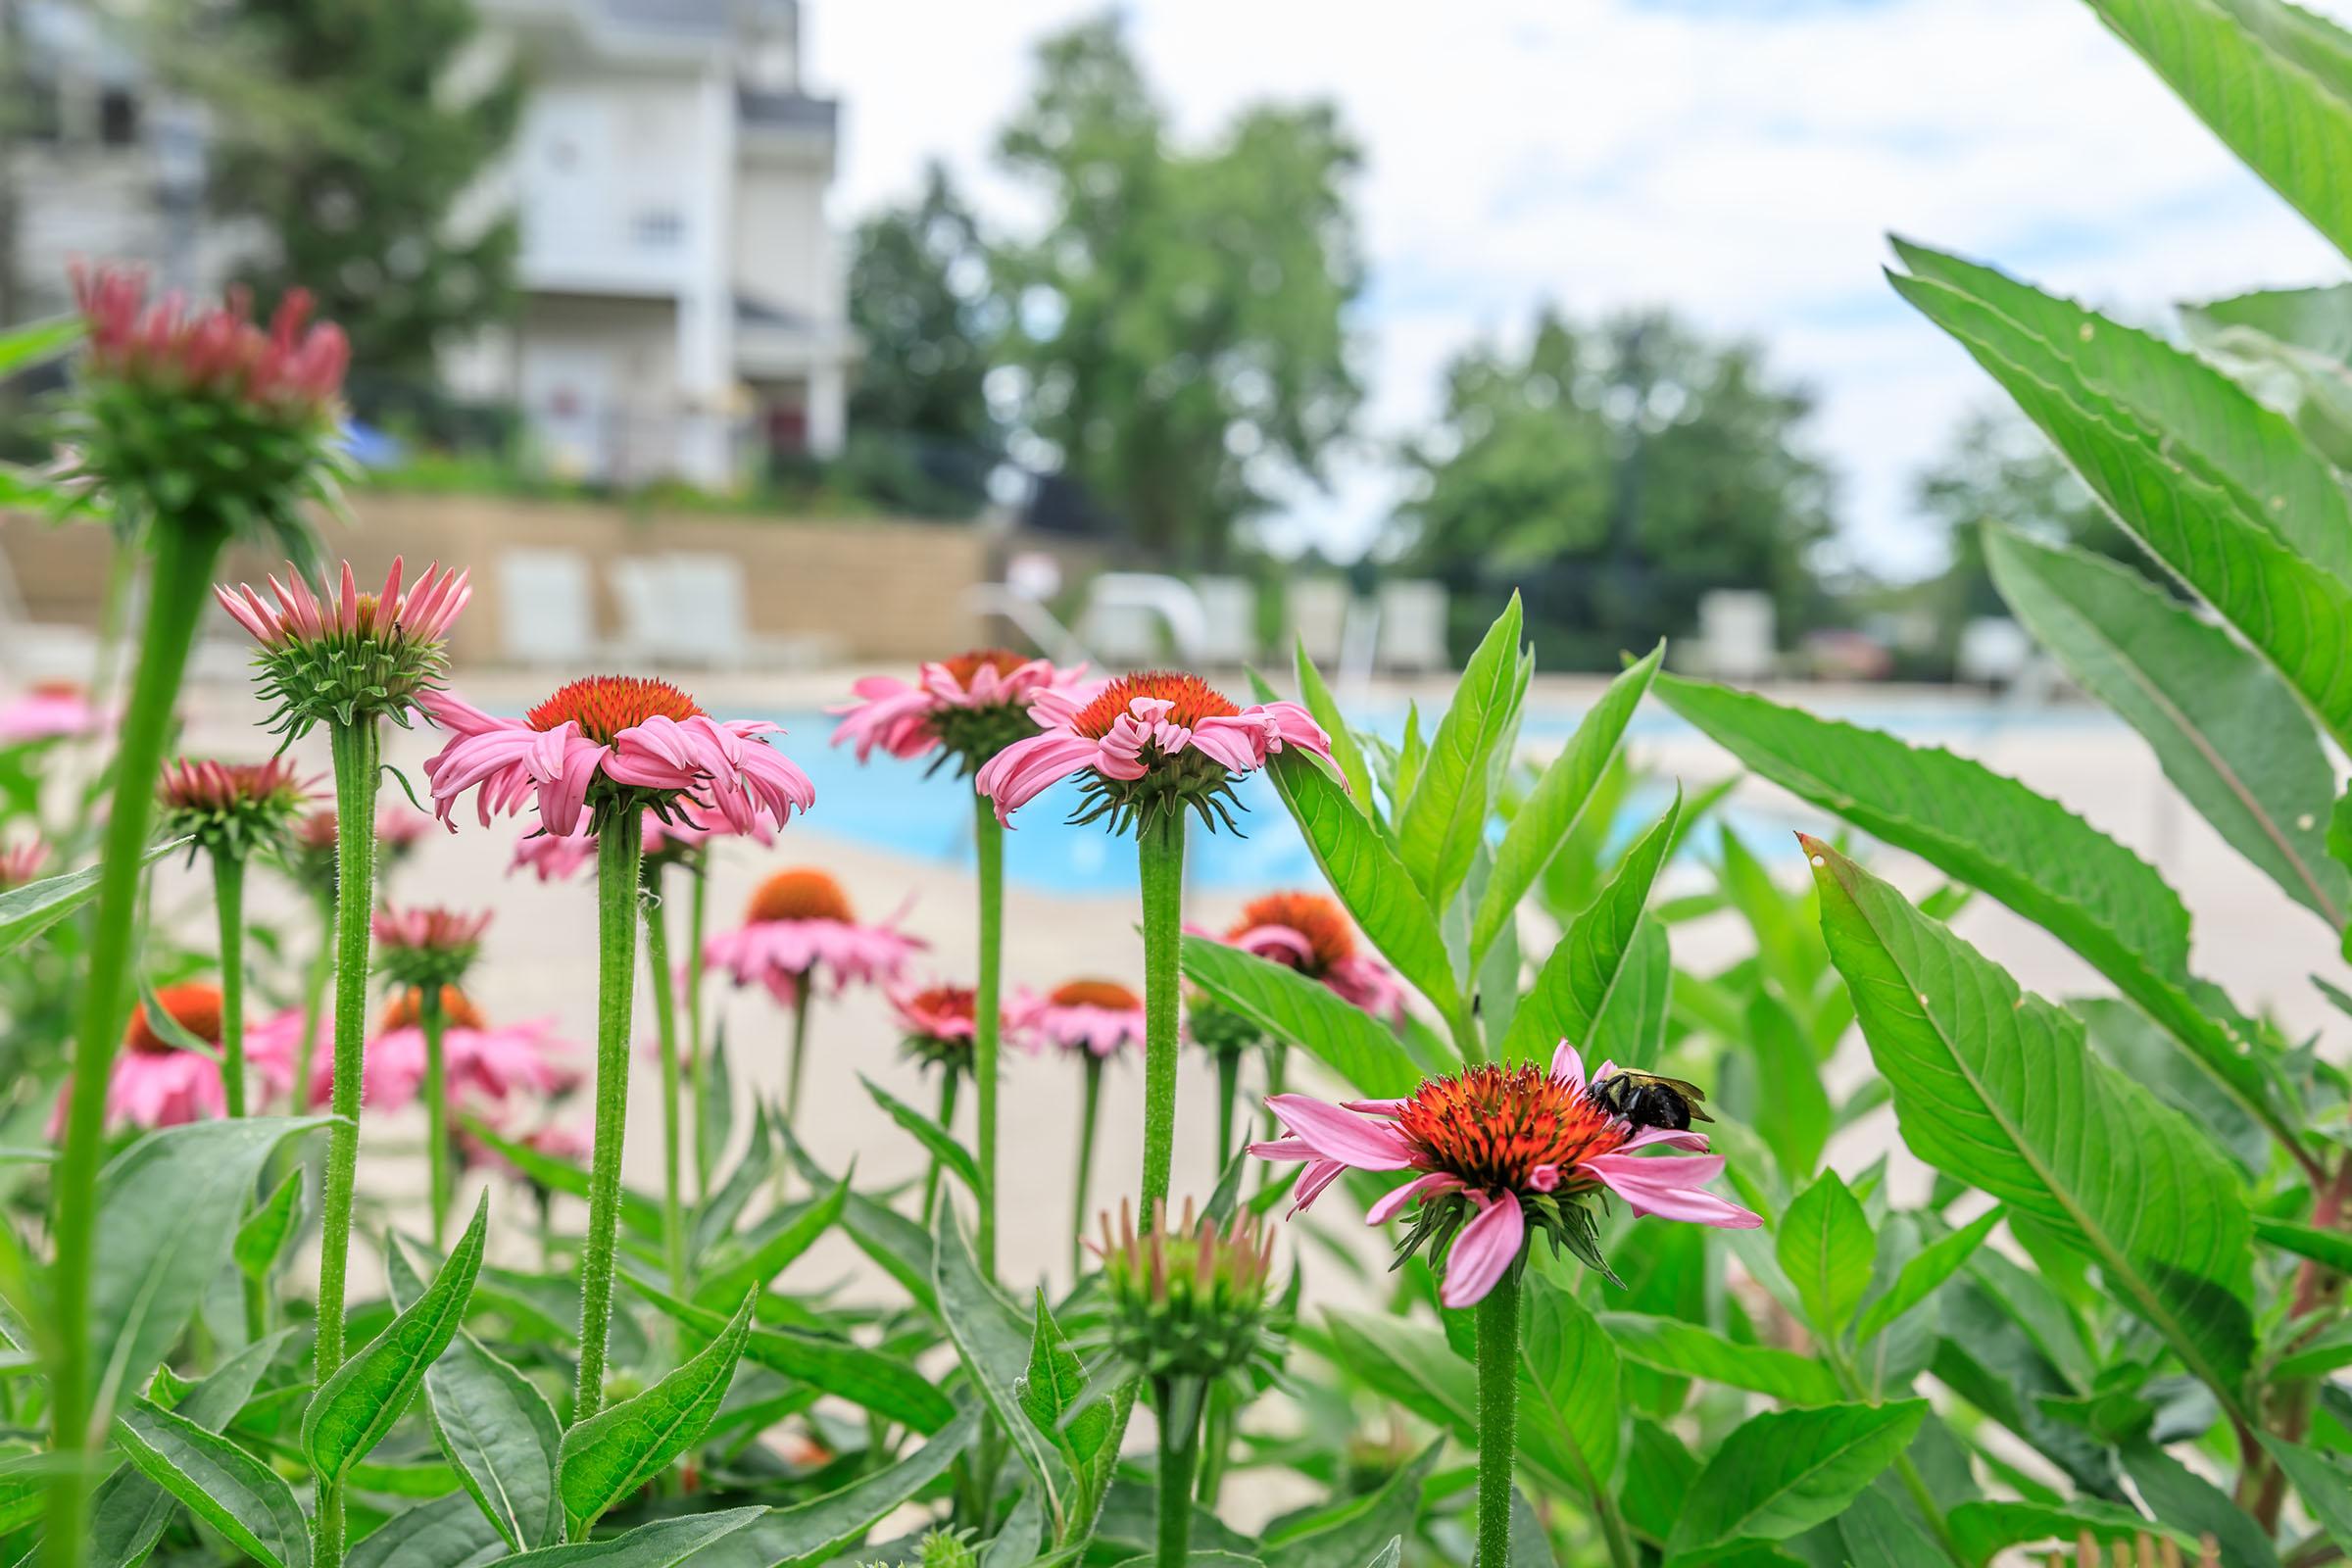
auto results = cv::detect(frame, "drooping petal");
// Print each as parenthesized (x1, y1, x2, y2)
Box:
(1365, 1171, 1466, 1225)
(1440, 1195, 1526, 1308)
(1583, 1152, 1762, 1228)
(1264, 1093, 1416, 1170)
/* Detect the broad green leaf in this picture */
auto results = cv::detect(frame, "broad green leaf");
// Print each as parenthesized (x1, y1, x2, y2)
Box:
(1852, 1207, 2002, 1347)
(2121, 1439, 2278, 1567)
(92, 1114, 330, 1425)
(862, 1075, 982, 1195)
(2090, 0, 2352, 267)
(560, 1292, 754, 1535)
(623, 1273, 954, 1433)
(2181, 283, 2352, 466)
(1947, 1498, 2191, 1562)
(1589, 916, 1671, 1072)
(1745, 988, 1828, 1182)
(0, 315, 81, 377)
(1265, 749, 1461, 1019)
(489, 1507, 765, 1565)
(1396, 592, 1523, 909)
(1985, 526, 2346, 926)
(303, 1194, 487, 1483)
(1514, 1289, 1622, 1500)
(1469, 642, 1661, 964)
(1018, 1289, 1113, 1493)
(462, 1118, 664, 1241)
(1497, 790, 1682, 1064)
(1322, 1310, 1580, 1502)
(1657, 675, 2278, 1132)
(933, 1206, 1070, 1535)
(697, 1031, 737, 1189)
(345, 1492, 508, 1568)
(1834, 1488, 1947, 1568)
(2255, 1214, 2352, 1273)
(91, 1332, 288, 1568)
(116, 1400, 309, 1568)
(680, 1408, 980, 1566)
(1598, 1312, 1841, 1404)
(1662, 1400, 1926, 1561)
(0, 837, 186, 956)
(694, 1175, 844, 1309)
(1179, 935, 1423, 1098)
(1777, 1172, 1874, 1342)
(1809, 840, 2255, 1419)
(2259, 1434, 2352, 1548)
(1888, 250, 2352, 754)
(234, 1169, 305, 1281)
(776, 1126, 936, 1315)
(1261, 1440, 1441, 1568)
(1292, 639, 1376, 811)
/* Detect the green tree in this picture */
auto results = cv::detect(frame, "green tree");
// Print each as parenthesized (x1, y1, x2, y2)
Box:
(1393, 309, 1836, 667)
(192, 0, 520, 401)
(993, 16, 1363, 566)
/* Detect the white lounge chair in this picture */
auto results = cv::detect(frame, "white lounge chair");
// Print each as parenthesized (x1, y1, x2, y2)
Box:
(1288, 578, 1351, 668)
(1194, 576, 1257, 668)
(657, 553, 820, 669)
(1375, 579, 1449, 673)
(1080, 573, 1208, 666)
(499, 549, 598, 668)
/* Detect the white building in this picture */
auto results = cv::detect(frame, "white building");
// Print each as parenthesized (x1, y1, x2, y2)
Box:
(13, 0, 857, 492)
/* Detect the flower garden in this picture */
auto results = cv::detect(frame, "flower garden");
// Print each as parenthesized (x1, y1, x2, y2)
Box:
(5, 6, 2352, 1568)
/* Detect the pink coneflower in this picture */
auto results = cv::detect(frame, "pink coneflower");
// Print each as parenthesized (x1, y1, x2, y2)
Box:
(1216, 891, 1402, 1021)
(215, 557, 469, 652)
(832, 648, 1092, 771)
(893, 981, 982, 1070)
(156, 755, 313, 862)
(74, 264, 347, 416)
(1251, 1043, 1759, 1307)
(421, 676, 813, 840)
(1012, 978, 1146, 1059)
(379, 807, 433, 852)
(330, 987, 577, 1112)
(704, 868, 923, 1005)
(0, 681, 105, 744)
(56, 982, 295, 1132)
(372, 905, 491, 987)
(216, 558, 471, 740)
(0, 840, 48, 890)
(976, 670, 1335, 834)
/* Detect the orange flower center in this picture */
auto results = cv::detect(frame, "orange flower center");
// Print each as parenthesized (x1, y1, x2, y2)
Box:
(1068, 672, 1240, 740)
(1052, 978, 1141, 1010)
(125, 983, 224, 1055)
(747, 867, 856, 925)
(1394, 1064, 1626, 1193)
(30, 680, 82, 700)
(906, 986, 977, 1032)
(526, 676, 706, 746)
(938, 648, 1029, 686)
(379, 985, 486, 1032)
(353, 592, 381, 634)
(1231, 892, 1355, 971)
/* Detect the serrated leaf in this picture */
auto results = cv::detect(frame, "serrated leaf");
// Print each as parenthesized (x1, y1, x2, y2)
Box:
(1497, 790, 1681, 1064)
(1324, 1310, 1584, 1503)
(1985, 525, 2346, 926)
(1852, 1207, 2002, 1347)
(1809, 839, 2255, 1421)
(1179, 935, 1423, 1098)
(694, 1174, 845, 1308)
(1779, 1171, 1873, 1341)
(933, 1206, 1070, 1536)
(1663, 1400, 1926, 1560)
(862, 1075, 982, 1195)
(1598, 1312, 1842, 1404)
(91, 1332, 289, 1568)
(303, 1194, 487, 1483)
(697, 1030, 737, 1189)
(116, 1400, 309, 1568)
(1261, 1440, 1440, 1568)
(234, 1169, 304, 1282)
(1396, 593, 1522, 909)
(1019, 1288, 1113, 1493)
(559, 1291, 754, 1535)
(345, 1491, 509, 1568)
(485, 1507, 766, 1565)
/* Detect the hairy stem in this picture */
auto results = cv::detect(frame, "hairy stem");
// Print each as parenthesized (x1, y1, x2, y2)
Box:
(642, 859, 688, 1292)
(46, 517, 222, 1568)
(1155, 1377, 1203, 1568)
(294, 886, 333, 1120)
(1475, 1273, 1521, 1568)
(420, 991, 450, 1250)
(214, 853, 249, 1118)
(973, 797, 1004, 1278)
(1213, 1047, 1241, 1172)
(576, 823, 645, 1421)
(1136, 812, 1186, 1216)
(1072, 1054, 1104, 1283)
(313, 713, 383, 1568)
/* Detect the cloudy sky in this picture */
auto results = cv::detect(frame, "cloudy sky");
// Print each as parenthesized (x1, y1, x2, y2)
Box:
(805, 0, 2346, 579)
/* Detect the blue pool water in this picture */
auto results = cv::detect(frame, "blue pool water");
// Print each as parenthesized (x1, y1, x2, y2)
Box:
(749, 696, 2118, 895)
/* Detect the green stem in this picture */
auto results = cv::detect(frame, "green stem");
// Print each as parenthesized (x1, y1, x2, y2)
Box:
(1197, 1385, 1233, 1508)
(46, 516, 222, 1568)
(973, 798, 1004, 1279)
(214, 854, 249, 1118)
(420, 993, 450, 1251)
(576, 823, 646, 1422)
(313, 715, 382, 1568)
(686, 859, 711, 1200)
(1136, 812, 1186, 1217)
(922, 1068, 961, 1227)
(1155, 1377, 1202, 1568)
(1213, 1047, 1241, 1172)
(1475, 1272, 1521, 1568)
(1255, 1042, 1287, 1194)
(785, 979, 813, 1124)
(642, 859, 688, 1293)
(1072, 1054, 1104, 1282)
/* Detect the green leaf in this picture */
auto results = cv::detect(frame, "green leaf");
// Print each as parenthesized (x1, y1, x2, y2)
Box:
(1985, 526, 2347, 926)
(1887, 247, 2352, 754)
(1834, 1488, 1948, 1568)
(2258, 1433, 2352, 1548)
(1469, 641, 1661, 964)
(694, 1175, 845, 1309)
(1323, 1310, 1577, 1502)
(2089, 0, 2352, 267)
(0, 315, 82, 377)
(697, 1031, 737, 1189)
(692, 1095, 771, 1259)
(1286, 643, 1376, 811)
(1947, 1498, 2188, 1562)
(2180, 283, 2352, 466)
(1745, 988, 1829, 1182)
(461, 1118, 664, 1242)
(303, 1194, 487, 1484)
(234, 1169, 305, 1282)
(862, 1075, 982, 1196)
(1662, 1400, 1926, 1562)
(2255, 1213, 2352, 1272)
(623, 1273, 955, 1434)
(559, 1291, 754, 1535)
(1589, 916, 1672, 1072)
(1261, 1440, 1441, 1568)
(1514, 1288, 1622, 1502)
(1808, 840, 2255, 1420)
(685, 1407, 980, 1565)
(1265, 749, 1462, 1020)
(1018, 1288, 1113, 1494)
(1657, 675, 2278, 1134)
(1598, 1312, 1841, 1404)
(1396, 592, 1523, 909)
(0, 837, 187, 956)
(1179, 935, 1423, 1098)
(776, 1126, 937, 1315)
(116, 1400, 310, 1568)
(2121, 1439, 2278, 1567)
(90, 1332, 288, 1568)
(933, 1206, 1070, 1536)
(1497, 790, 1682, 1064)
(1852, 1208, 2002, 1347)
(344, 1492, 508, 1568)
(92, 1115, 330, 1426)
(1779, 1172, 1873, 1342)
(484, 1507, 766, 1565)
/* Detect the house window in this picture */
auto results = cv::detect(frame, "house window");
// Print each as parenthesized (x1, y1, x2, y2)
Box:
(99, 88, 140, 146)
(632, 210, 685, 248)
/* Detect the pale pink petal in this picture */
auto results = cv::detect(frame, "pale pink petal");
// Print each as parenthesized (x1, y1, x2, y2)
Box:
(1366, 1171, 1466, 1225)
(1549, 1041, 1589, 1094)
(1441, 1195, 1526, 1308)
(1584, 1152, 1761, 1228)
(1264, 1093, 1416, 1170)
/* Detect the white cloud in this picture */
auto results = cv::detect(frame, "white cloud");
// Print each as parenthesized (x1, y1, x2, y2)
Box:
(806, 0, 2351, 576)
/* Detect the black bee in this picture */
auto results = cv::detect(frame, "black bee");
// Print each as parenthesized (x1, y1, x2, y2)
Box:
(1588, 1071, 1712, 1132)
